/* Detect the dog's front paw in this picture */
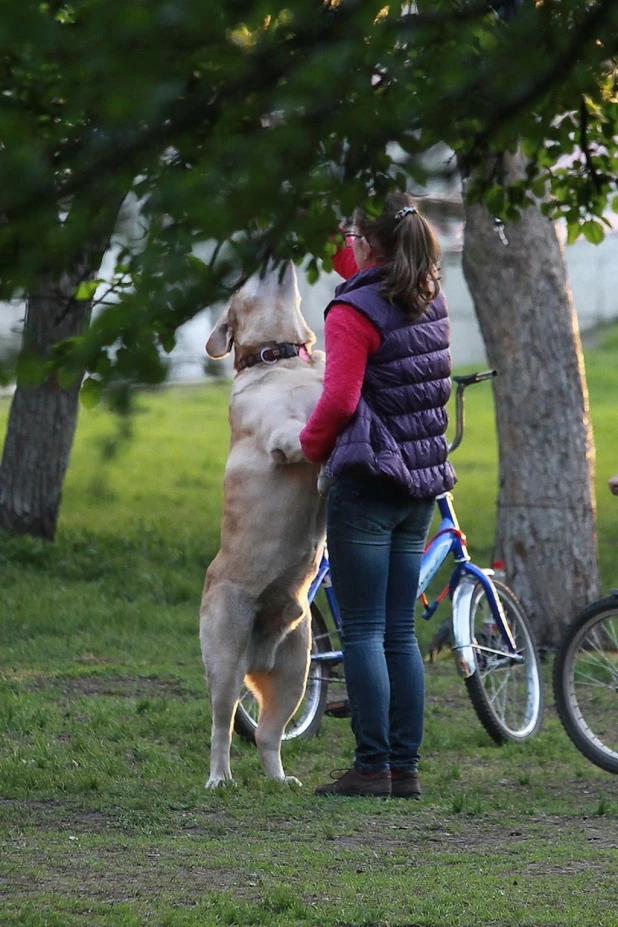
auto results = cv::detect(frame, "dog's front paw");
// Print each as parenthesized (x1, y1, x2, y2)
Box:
(270, 447, 289, 465)
(270, 444, 305, 465)
(267, 425, 305, 465)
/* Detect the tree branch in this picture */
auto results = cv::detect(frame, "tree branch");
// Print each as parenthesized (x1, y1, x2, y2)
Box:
(467, 0, 618, 158)
(579, 96, 603, 193)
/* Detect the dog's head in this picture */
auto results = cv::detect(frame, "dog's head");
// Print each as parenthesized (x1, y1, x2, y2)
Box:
(206, 261, 316, 361)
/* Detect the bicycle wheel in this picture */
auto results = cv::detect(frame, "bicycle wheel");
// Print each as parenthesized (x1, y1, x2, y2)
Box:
(234, 602, 331, 742)
(464, 580, 543, 743)
(552, 595, 618, 774)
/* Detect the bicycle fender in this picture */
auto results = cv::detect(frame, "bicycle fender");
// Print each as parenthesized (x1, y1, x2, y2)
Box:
(463, 563, 516, 652)
(451, 578, 477, 679)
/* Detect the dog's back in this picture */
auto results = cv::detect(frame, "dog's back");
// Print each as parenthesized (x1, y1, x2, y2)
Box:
(206, 358, 325, 597)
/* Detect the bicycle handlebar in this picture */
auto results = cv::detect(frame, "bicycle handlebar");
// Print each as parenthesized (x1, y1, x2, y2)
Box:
(447, 378, 618, 496)
(448, 369, 498, 455)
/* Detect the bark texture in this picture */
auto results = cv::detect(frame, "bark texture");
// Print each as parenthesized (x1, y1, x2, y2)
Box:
(461, 157, 599, 648)
(0, 275, 91, 540)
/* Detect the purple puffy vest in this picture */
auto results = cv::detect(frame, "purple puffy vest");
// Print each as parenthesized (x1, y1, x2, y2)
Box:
(323, 265, 457, 498)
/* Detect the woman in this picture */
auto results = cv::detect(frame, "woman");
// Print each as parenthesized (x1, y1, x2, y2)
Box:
(299, 192, 456, 798)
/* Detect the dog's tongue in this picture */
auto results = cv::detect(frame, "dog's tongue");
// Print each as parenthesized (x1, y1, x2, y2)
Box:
(298, 345, 311, 362)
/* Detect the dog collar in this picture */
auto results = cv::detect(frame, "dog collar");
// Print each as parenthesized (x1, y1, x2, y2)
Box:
(235, 343, 309, 372)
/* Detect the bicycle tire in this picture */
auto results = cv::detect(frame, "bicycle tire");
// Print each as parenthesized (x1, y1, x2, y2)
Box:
(234, 602, 331, 743)
(464, 580, 543, 744)
(552, 595, 618, 774)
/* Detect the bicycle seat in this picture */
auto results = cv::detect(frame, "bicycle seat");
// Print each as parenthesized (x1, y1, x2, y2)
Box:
(452, 370, 498, 387)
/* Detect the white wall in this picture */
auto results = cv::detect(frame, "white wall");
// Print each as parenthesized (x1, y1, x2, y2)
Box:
(2, 227, 618, 378)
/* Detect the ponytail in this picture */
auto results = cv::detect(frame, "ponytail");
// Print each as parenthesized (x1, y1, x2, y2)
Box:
(354, 194, 441, 321)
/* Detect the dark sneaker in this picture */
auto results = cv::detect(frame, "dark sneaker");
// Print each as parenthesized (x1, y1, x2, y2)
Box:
(315, 767, 391, 797)
(391, 770, 421, 800)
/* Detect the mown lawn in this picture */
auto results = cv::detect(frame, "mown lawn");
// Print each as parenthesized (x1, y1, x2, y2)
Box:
(0, 330, 617, 927)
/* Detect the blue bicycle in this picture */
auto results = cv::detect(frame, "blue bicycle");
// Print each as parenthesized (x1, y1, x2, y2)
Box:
(235, 371, 544, 745)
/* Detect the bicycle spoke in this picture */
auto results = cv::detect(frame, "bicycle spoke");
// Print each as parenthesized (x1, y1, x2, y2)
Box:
(484, 666, 511, 717)
(573, 665, 618, 689)
(579, 640, 618, 678)
(585, 627, 618, 658)
(588, 618, 618, 650)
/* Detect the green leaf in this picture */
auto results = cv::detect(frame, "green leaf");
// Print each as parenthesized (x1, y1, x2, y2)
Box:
(16, 355, 54, 387)
(485, 186, 505, 216)
(80, 376, 104, 409)
(531, 179, 547, 199)
(581, 220, 605, 245)
(520, 137, 539, 161)
(74, 280, 101, 301)
(306, 259, 319, 286)
(56, 365, 80, 390)
(566, 223, 580, 245)
(94, 352, 112, 378)
(159, 330, 176, 354)
(611, 196, 618, 214)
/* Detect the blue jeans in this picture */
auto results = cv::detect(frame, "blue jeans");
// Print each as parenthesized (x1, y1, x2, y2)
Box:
(327, 472, 434, 774)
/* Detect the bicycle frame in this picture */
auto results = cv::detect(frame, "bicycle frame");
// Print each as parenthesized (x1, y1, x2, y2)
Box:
(307, 491, 520, 679)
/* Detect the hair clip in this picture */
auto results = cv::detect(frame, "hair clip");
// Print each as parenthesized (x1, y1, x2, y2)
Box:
(394, 206, 418, 221)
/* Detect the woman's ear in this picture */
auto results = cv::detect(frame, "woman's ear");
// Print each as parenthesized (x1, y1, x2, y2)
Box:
(206, 308, 233, 358)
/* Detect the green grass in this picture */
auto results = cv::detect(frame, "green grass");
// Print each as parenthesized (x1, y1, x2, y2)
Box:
(1, 333, 618, 926)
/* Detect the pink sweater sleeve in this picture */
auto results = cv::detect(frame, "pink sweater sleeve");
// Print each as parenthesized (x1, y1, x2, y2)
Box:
(332, 241, 359, 279)
(299, 304, 381, 463)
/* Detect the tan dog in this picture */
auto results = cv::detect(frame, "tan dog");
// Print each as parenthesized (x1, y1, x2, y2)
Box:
(200, 262, 326, 788)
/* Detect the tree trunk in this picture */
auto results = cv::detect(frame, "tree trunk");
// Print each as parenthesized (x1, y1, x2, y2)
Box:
(0, 274, 92, 540)
(461, 154, 599, 648)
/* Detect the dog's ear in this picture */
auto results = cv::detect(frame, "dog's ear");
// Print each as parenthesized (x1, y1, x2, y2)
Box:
(206, 309, 233, 359)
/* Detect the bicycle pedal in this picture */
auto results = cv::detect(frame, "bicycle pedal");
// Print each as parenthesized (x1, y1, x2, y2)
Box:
(422, 599, 440, 620)
(325, 700, 351, 719)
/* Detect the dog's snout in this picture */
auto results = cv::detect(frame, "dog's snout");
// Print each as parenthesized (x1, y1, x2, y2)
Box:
(242, 261, 297, 302)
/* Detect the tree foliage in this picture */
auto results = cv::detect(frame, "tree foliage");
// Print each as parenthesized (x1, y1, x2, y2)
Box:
(1, 0, 618, 387)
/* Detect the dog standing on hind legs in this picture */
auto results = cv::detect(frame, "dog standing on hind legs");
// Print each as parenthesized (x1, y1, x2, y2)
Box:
(200, 261, 326, 789)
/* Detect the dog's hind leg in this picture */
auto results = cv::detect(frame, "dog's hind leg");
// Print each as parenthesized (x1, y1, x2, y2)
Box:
(249, 596, 305, 673)
(246, 612, 311, 784)
(200, 583, 253, 789)
(204, 656, 247, 789)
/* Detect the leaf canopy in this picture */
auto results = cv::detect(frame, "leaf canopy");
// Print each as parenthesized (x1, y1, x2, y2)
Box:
(2, 0, 617, 384)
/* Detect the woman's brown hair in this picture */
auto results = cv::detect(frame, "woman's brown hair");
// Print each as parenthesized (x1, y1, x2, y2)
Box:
(354, 193, 441, 321)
